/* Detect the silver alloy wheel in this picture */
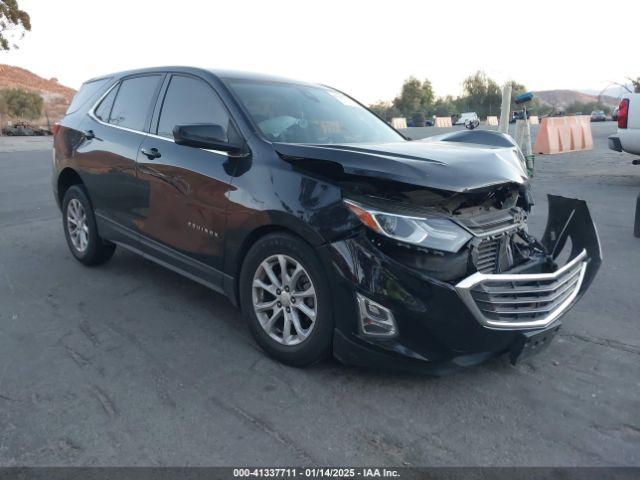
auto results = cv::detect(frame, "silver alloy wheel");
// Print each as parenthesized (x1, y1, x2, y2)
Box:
(252, 254, 317, 346)
(66, 198, 89, 253)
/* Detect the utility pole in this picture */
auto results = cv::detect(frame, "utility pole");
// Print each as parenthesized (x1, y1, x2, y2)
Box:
(498, 84, 512, 134)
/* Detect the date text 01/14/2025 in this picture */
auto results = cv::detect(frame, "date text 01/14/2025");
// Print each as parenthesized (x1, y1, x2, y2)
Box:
(232, 468, 400, 478)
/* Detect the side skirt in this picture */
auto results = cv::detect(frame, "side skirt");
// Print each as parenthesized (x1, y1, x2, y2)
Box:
(96, 213, 234, 299)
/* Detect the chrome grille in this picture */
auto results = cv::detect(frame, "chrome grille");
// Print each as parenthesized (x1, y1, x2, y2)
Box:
(476, 238, 500, 273)
(456, 250, 588, 329)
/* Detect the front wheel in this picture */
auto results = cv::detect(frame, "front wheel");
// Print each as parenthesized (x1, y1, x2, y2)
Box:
(239, 233, 333, 366)
(62, 185, 116, 266)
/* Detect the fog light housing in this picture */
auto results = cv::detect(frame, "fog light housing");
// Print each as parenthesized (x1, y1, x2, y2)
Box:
(356, 293, 397, 337)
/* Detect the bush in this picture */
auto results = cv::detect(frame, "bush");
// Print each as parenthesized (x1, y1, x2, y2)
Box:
(411, 112, 426, 127)
(0, 88, 43, 120)
(369, 101, 401, 121)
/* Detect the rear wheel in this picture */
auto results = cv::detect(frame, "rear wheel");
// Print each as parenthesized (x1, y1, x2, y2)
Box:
(239, 233, 333, 366)
(62, 185, 116, 265)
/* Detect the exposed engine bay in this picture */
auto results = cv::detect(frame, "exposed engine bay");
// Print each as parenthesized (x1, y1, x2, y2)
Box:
(337, 180, 546, 282)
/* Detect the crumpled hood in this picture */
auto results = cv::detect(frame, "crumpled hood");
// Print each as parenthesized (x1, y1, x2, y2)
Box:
(275, 139, 529, 192)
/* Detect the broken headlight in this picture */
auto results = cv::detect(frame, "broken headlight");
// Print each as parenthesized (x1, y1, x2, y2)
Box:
(344, 199, 472, 253)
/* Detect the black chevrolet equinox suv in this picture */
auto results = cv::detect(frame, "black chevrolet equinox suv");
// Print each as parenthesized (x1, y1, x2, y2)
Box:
(53, 67, 602, 373)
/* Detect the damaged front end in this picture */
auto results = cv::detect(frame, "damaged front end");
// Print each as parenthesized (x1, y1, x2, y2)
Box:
(455, 195, 602, 331)
(337, 181, 602, 330)
(276, 136, 602, 371)
(327, 190, 602, 371)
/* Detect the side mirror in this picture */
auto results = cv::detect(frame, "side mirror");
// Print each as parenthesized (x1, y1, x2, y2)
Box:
(173, 123, 242, 153)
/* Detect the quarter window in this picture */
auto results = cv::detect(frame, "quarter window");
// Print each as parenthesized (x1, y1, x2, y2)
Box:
(66, 78, 111, 115)
(94, 85, 118, 121)
(108, 75, 162, 131)
(157, 75, 230, 138)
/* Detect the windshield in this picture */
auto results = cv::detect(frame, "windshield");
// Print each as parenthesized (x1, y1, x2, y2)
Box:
(225, 79, 404, 144)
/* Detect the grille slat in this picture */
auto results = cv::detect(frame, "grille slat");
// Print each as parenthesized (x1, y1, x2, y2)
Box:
(473, 263, 583, 297)
(456, 250, 588, 329)
(476, 239, 500, 273)
(477, 260, 496, 269)
(473, 275, 581, 306)
(478, 285, 577, 315)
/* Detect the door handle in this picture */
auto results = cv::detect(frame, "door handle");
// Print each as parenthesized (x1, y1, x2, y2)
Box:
(83, 129, 96, 140)
(140, 147, 161, 160)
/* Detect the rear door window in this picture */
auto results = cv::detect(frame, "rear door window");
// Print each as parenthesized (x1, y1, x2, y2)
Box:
(66, 78, 112, 114)
(156, 75, 230, 138)
(108, 75, 162, 132)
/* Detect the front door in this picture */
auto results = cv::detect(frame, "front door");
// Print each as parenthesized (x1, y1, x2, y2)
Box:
(136, 74, 237, 281)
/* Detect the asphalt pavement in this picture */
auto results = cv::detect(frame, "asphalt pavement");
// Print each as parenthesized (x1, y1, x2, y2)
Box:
(0, 122, 639, 466)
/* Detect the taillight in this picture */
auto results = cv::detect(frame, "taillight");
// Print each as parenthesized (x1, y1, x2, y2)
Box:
(618, 99, 629, 129)
(51, 123, 61, 135)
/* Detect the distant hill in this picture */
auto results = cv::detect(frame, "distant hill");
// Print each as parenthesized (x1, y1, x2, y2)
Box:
(0, 64, 76, 125)
(579, 85, 632, 99)
(533, 89, 618, 109)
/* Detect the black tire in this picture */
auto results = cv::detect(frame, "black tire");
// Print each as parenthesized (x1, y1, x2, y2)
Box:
(239, 232, 333, 366)
(62, 185, 116, 266)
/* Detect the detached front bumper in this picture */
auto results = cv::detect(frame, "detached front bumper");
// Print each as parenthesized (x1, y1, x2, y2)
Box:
(322, 195, 602, 374)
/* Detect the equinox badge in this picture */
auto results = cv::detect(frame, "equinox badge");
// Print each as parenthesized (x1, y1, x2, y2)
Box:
(187, 221, 218, 238)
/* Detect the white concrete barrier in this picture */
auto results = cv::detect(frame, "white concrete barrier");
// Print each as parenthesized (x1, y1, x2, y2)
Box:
(435, 117, 452, 128)
(391, 117, 407, 129)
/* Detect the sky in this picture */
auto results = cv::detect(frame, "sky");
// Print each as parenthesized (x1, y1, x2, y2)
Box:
(2, 0, 638, 104)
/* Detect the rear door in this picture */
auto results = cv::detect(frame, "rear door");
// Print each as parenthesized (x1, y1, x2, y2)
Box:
(77, 74, 164, 243)
(136, 73, 238, 281)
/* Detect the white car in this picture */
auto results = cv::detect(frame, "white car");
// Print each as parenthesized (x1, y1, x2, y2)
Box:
(454, 112, 479, 126)
(609, 94, 640, 165)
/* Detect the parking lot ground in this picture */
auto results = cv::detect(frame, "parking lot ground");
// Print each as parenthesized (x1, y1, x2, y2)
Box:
(0, 136, 53, 153)
(0, 123, 639, 466)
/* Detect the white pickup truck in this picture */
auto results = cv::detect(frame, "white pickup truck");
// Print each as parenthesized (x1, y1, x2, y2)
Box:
(609, 93, 640, 165)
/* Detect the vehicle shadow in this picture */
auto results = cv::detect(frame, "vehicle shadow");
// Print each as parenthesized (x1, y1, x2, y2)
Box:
(100, 247, 517, 383)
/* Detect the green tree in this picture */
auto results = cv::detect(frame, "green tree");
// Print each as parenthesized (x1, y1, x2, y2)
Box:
(0, 0, 31, 50)
(392, 76, 434, 116)
(461, 71, 502, 117)
(368, 100, 401, 121)
(1, 88, 43, 119)
(527, 98, 552, 116)
(628, 77, 640, 94)
(431, 95, 457, 117)
(420, 79, 434, 110)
